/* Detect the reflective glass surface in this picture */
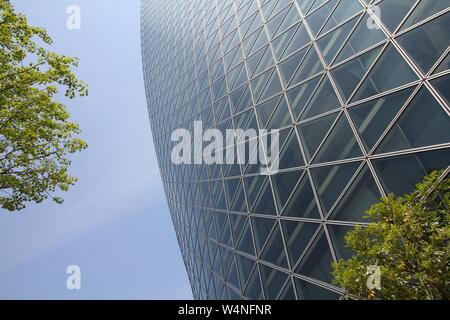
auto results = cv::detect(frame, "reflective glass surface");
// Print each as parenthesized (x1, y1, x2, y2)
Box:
(141, 0, 450, 300)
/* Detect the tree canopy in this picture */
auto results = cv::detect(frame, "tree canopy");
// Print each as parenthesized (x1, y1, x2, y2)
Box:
(0, 0, 88, 211)
(333, 171, 450, 300)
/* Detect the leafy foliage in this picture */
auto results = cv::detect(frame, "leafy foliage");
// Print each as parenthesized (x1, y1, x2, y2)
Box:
(333, 171, 450, 300)
(0, 0, 87, 211)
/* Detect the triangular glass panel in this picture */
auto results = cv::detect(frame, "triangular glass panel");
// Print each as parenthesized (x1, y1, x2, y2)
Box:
(313, 114, 363, 164)
(235, 84, 254, 114)
(352, 44, 419, 102)
(241, 12, 260, 40)
(224, 152, 242, 178)
(243, 175, 266, 210)
(295, 229, 334, 284)
(330, 165, 382, 222)
(260, 224, 289, 268)
(259, 68, 283, 102)
(271, 170, 303, 211)
(300, 76, 341, 120)
(214, 211, 228, 238)
(238, 0, 258, 23)
(278, 278, 296, 300)
(266, 5, 290, 39)
(298, 112, 339, 162)
(259, 264, 289, 299)
(247, 45, 269, 77)
(219, 97, 232, 122)
(230, 63, 248, 90)
(377, 86, 450, 153)
(203, 241, 212, 268)
(327, 224, 354, 260)
(310, 161, 361, 214)
(261, 0, 281, 20)
(208, 44, 222, 66)
(397, 13, 450, 74)
(233, 109, 250, 135)
(272, 23, 299, 60)
(335, 13, 387, 63)
(298, 0, 317, 15)
(215, 189, 228, 210)
(320, 0, 363, 35)
(249, 27, 270, 57)
(203, 210, 214, 236)
(294, 278, 341, 300)
(211, 76, 224, 101)
(286, 75, 321, 120)
(305, 0, 337, 37)
(203, 182, 212, 208)
(309, 0, 328, 12)
(256, 95, 283, 129)
(236, 253, 256, 290)
(275, 3, 301, 37)
(220, 219, 234, 247)
(243, 27, 264, 57)
(331, 45, 383, 102)
(348, 87, 415, 151)
(275, 129, 305, 170)
(282, 174, 321, 219)
(254, 47, 275, 76)
(226, 286, 241, 300)
(401, 0, 450, 31)
(211, 161, 224, 179)
(433, 52, 450, 74)
(230, 85, 248, 114)
(243, 144, 264, 175)
(250, 67, 273, 102)
(207, 275, 217, 299)
(220, 246, 234, 275)
(224, 44, 240, 71)
(222, 29, 239, 52)
(226, 258, 241, 292)
(431, 73, 450, 105)
(317, 15, 359, 65)
(237, 221, 256, 256)
(230, 213, 247, 243)
(243, 266, 264, 299)
(281, 23, 311, 59)
(244, 108, 259, 131)
(372, 148, 450, 196)
(266, 95, 292, 129)
(251, 178, 277, 215)
(278, 46, 309, 85)
(281, 220, 320, 266)
(376, 0, 417, 33)
(230, 181, 249, 212)
(213, 247, 223, 276)
(290, 46, 324, 86)
(251, 217, 276, 254)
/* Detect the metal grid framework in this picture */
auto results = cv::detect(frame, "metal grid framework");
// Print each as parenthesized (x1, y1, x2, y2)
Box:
(141, 0, 450, 300)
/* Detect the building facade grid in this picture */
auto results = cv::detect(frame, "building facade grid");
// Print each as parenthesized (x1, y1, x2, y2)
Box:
(141, 0, 450, 299)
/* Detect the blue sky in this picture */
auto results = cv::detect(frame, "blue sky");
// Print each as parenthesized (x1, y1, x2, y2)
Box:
(0, 0, 192, 299)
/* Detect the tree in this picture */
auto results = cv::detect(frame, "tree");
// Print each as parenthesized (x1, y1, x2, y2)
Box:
(332, 171, 450, 300)
(0, 0, 88, 211)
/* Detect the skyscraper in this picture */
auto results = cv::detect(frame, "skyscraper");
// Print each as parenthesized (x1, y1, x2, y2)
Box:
(141, 0, 450, 299)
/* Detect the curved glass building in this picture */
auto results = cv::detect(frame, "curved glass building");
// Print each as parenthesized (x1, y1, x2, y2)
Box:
(141, 0, 450, 299)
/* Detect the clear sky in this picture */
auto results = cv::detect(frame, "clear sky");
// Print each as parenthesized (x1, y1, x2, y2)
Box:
(0, 0, 192, 299)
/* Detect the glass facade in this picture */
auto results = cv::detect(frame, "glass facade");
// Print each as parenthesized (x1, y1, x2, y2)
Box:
(141, 0, 450, 299)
